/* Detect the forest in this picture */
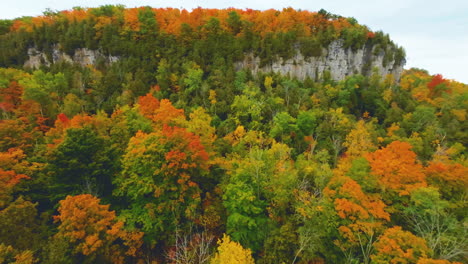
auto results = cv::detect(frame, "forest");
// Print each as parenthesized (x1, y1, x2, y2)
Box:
(0, 5, 466, 264)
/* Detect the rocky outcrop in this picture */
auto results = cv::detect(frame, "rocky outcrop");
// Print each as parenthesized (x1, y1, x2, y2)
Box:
(24, 45, 119, 69)
(235, 40, 405, 81)
(25, 40, 404, 82)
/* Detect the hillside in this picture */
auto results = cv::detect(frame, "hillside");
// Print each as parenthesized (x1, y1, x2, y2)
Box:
(0, 6, 466, 264)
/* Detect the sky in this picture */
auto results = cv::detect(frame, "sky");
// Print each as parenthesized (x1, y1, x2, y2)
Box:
(1, 0, 467, 83)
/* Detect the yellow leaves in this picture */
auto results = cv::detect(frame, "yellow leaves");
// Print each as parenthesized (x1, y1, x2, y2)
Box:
(231, 126, 246, 143)
(387, 122, 400, 137)
(187, 107, 217, 155)
(343, 120, 375, 159)
(264, 76, 273, 90)
(451, 109, 466, 121)
(209, 89, 217, 105)
(383, 88, 393, 103)
(210, 234, 254, 264)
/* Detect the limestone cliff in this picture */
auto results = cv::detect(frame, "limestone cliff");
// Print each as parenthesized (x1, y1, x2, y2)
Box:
(25, 40, 404, 82)
(24, 46, 119, 69)
(235, 40, 405, 81)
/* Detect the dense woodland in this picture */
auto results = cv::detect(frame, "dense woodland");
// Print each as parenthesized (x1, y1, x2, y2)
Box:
(0, 6, 466, 264)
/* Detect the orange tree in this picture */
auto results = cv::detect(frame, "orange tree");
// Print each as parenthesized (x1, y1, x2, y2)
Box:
(54, 194, 143, 263)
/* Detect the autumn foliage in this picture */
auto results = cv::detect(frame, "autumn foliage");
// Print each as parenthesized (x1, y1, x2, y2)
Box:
(372, 226, 431, 263)
(53, 194, 143, 261)
(0, 5, 466, 264)
(366, 141, 426, 195)
(210, 234, 254, 264)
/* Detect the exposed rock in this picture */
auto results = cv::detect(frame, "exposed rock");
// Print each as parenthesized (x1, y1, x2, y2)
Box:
(24, 48, 51, 69)
(24, 40, 404, 82)
(235, 40, 405, 81)
(24, 45, 119, 69)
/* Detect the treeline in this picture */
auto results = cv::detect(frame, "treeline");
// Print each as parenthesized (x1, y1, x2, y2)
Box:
(0, 6, 404, 75)
(0, 6, 467, 264)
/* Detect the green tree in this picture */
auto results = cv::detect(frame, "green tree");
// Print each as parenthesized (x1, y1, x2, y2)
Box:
(49, 126, 115, 201)
(114, 125, 209, 245)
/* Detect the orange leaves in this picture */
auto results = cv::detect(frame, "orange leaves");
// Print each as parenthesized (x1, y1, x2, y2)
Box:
(137, 93, 160, 119)
(334, 198, 368, 220)
(57, 113, 69, 124)
(366, 141, 426, 195)
(9, 7, 360, 39)
(54, 194, 143, 258)
(0, 147, 38, 207)
(155, 99, 185, 125)
(327, 176, 390, 221)
(427, 74, 449, 97)
(0, 81, 23, 113)
(60, 8, 88, 22)
(123, 8, 142, 32)
(372, 226, 430, 264)
(161, 125, 209, 173)
(417, 259, 463, 264)
(0, 169, 29, 208)
(367, 31, 376, 38)
(425, 161, 468, 199)
(137, 94, 185, 127)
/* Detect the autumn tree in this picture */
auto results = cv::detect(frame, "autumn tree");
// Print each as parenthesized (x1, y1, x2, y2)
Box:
(425, 161, 468, 202)
(324, 171, 390, 264)
(54, 194, 143, 263)
(371, 226, 431, 264)
(365, 141, 426, 196)
(137, 94, 185, 127)
(343, 119, 376, 160)
(0, 81, 23, 115)
(210, 234, 254, 264)
(114, 125, 209, 244)
(0, 244, 36, 264)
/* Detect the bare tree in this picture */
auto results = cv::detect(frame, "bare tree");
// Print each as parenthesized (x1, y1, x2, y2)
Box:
(166, 226, 214, 264)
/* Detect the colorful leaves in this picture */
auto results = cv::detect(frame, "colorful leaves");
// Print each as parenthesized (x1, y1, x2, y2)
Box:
(372, 226, 430, 264)
(366, 141, 426, 195)
(115, 122, 209, 242)
(54, 194, 143, 258)
(210, 234, 255, 264)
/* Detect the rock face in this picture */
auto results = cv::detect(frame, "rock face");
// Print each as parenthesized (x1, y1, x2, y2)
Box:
(24, 46, 119, 69)
(24, 40, 404, 82)
(235, 40, 405, 81)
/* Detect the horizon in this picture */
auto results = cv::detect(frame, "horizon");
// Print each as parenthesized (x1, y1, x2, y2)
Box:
(1, 0, 467, 84)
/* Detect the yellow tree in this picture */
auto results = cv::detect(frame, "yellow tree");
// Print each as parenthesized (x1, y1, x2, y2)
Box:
(210, 234, 254, 264)
(343, 119, 376, 160)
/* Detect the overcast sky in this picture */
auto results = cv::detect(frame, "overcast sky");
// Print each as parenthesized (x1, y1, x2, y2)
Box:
(1, 0, 467, 83)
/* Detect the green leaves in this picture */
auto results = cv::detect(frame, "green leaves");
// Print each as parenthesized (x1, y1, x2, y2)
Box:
(115, 125, 209, 244)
